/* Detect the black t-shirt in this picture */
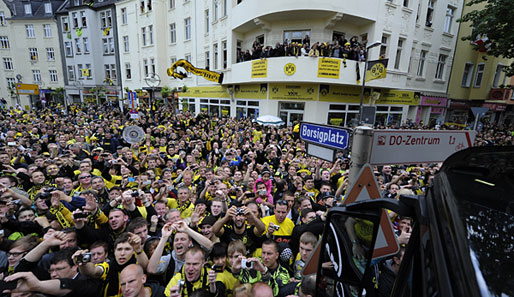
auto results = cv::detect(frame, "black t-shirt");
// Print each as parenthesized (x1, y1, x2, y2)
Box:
(220, 224, 262, 255)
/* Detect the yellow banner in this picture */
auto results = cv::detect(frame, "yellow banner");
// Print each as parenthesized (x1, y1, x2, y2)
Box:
(15, 83, 39, 95)
(376, 90, 420, 105)
(318, 84, 419, 105)
(251, 59, 267, 78)
(365, 59, 388, 82)
(167, 59, 223, 83)
(269, 83, 317, 101)
(181, 86, 230, 98)
(317, 58, 341, 79)
(234, 84, 267, 99)
(318, 84, 364, 103)
(81, 69, 90, 77)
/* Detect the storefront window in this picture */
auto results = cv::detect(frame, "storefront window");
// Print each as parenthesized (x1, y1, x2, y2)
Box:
(236, 100, 259, 119)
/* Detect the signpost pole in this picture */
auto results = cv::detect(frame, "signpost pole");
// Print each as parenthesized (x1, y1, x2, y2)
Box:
(348, 126, 374, 190)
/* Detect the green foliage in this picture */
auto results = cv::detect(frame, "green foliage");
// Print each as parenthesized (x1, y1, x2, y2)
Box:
(459, 0, 514, 76)
(161, 86, 171, 98)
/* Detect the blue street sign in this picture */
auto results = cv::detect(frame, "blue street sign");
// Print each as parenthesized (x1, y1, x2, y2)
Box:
(300, 122, 350, 150)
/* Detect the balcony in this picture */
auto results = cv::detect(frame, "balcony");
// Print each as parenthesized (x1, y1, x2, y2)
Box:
(231, 0, 376, 33)
(224, 56, 365, 85)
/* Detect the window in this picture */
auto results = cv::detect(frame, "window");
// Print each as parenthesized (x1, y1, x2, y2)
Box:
(222, 0, 227, 16)
(205, 51, 210, 69)
(46, 48, 55, 61)
(100, 11, 112, 28)
(214, 43, 218, 69)
(205, 10, 209, 33)
(43, 24, 52, 37)
(24, 4, 32, 15)
(80, 11, 87, 27)
(150, 58, 155, 74)
(73, 0, 80, 6)
(108, 37, 114, 53)
(85, 64, 91, 79)
(283, 30, 310, 44)
(72, 12, 78, 28)
(213, 0, 218, 20)
(143, 59, 148, 76)
(444, 6, 454, 33)
(125, 63, 131, 79)
(121, 8, 127, 24)
(222, 40, 227, 69)
(147, 0, 152, 10)
(149, 25, 154, 45)
(0, 36, 9, 49)
(426, 0, 435, 27)
(44, 3, 52, 14)
(236, 40, 242, 62)
(83, 37, 89, 53)
(417, 50, 427, 77)
(170, 23, 176, 43)
(123, 36, 129, 52)
(67, 65, 75, 81)
(170, 57, 177, 64)
(185, 18, 191, 40)
(140, 0, 145, 12)
(394, 38, 404, 69)
(142, 27, 147, 46)
(170, 0, 175, 8)
(77, 64, 83, 78)
(492, 64, 503, 88)
(75, 38, 81, 54)
(49, 70, 58, 82)
(403, 0, 409, 7)
(0, 12, 5, 25)
(185, 54, 191, 62)
(29, 48, 38, 61)
(62, 17, 69, 32)
(104, 64, 116, 81)
(103, 39, 108, 54)
(26, 25, 35, 38)
(435, 54, 447, 80)
(64, 41, 73, 56)
(380, 35, 388, 58)
(32, 70, 41, 82)
(3, 57, 13, 70)
(7, 78, 15, 88)
(474, 63, 485, 87)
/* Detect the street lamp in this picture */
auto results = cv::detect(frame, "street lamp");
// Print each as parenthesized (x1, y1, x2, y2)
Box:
(358, 40, 381, 124)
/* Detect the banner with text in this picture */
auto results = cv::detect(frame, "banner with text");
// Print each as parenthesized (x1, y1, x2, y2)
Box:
(317, 58, 341, 79)
(234, 84, 267, 99)
(318, 84, 419, 105)
(181, 86, 230, 98)
(251, 59, 268, 78)
(269, 84, 317, 101)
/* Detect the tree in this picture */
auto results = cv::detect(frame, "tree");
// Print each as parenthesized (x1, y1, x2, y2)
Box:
(459, 0, 514, 76)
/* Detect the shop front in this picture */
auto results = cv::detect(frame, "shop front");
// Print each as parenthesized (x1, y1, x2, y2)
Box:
(417, 96, 448, 126)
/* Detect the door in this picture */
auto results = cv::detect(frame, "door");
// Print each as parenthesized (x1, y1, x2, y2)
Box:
(279, 102, 305, 126)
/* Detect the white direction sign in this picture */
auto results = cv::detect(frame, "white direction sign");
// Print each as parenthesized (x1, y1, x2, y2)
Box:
(369, 130, 476, 165)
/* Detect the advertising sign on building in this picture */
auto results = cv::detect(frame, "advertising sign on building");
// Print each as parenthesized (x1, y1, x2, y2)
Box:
(317, 58, 341, 79)
(251, 59, 267, 78)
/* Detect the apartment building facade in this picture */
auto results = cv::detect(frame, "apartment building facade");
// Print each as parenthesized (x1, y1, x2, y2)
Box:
(116, 0, 463, 126)
(0, 0, 65, 108)
(56, 0, 122, 104)
(446, 0, 513, 126)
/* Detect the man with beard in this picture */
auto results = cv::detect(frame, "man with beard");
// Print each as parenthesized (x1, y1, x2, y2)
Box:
(212, 205, 265, 256)
(165, 246, 225, 297)
(147, 221, 213, 284)
(74, 207, 129, 250)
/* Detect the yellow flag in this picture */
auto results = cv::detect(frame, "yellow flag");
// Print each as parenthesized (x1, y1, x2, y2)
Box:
(365, 59, 388, 82)
(81, 69, 89, 77)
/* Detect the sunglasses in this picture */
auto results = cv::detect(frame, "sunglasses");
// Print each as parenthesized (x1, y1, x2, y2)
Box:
(79, 175, 91, 179)
(276, 200, 288, 206)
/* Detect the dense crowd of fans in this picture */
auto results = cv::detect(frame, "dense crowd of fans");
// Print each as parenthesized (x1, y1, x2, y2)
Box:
(0, 102, 510, 297)
(237, 35, 367, 63)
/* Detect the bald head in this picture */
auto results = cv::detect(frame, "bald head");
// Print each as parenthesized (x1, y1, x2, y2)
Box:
(251, 282, 273, 297)
(120, 264, 146, 297)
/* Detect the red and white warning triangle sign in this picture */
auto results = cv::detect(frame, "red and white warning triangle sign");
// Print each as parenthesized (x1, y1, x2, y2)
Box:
(343, 164, 399, 259)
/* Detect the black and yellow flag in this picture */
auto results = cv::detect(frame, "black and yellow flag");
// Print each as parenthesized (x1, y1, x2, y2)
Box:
(365, 59, 388, 82)
(167, 59, 223, 84)
(356, 62, 361, 84)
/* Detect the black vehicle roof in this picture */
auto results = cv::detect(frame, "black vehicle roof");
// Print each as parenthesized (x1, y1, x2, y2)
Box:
(439, 146, 514, 297)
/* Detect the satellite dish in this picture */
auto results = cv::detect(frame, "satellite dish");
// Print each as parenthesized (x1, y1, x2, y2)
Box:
(122, 126, 145, 144)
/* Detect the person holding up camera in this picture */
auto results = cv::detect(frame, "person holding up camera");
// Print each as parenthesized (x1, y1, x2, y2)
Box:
(212, 205, 265, 256)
